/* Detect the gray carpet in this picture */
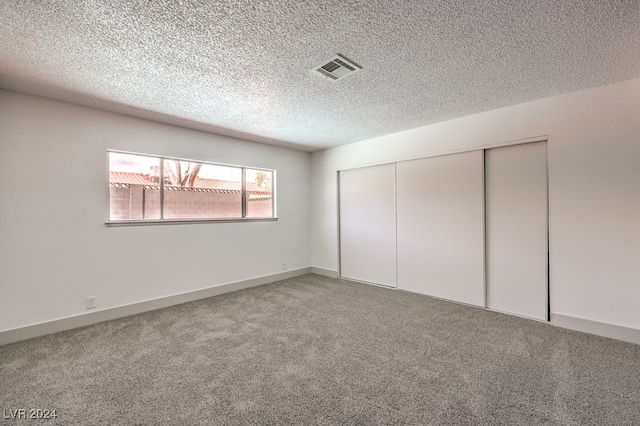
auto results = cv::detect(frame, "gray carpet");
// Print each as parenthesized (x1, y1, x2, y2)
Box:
(1, 274, 639, 425)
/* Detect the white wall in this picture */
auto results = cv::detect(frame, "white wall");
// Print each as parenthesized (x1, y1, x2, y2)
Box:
(311, 78, 640, 331)
(0, 90, 311, 332)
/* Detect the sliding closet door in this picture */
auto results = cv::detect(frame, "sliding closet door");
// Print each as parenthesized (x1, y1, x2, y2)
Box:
(339, 164, 396, 287)
(396, 151, 484, 306)
(486, 141, 548, 320)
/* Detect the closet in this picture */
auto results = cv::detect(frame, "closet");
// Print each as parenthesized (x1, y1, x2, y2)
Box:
(338, 140, 548, 320)
(396, 150, 484, 306)
(339, 163, 397, 288)
(485, 141, 548, 320)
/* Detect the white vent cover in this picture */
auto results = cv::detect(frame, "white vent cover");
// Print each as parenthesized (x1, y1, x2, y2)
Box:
(313, 54, 362, 81)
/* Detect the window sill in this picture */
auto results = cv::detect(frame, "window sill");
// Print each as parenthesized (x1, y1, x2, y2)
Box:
(105, 217, 278, 227)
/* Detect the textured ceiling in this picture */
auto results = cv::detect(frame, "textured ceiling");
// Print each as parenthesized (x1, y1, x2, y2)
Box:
(1, 1, 639, 152)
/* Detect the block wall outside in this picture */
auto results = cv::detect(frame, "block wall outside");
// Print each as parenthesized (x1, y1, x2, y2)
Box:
(247, 199, 273, 217)
(109, 185, 272, 219)
(164, 190, 241, 218)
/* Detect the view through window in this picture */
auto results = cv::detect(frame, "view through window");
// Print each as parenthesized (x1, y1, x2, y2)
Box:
(108, 151, 274, 221)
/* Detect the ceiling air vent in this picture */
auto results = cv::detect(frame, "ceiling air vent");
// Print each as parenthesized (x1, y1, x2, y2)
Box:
(313, 54, 362, 81)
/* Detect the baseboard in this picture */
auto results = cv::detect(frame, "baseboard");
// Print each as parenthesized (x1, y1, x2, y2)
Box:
(0, 267, 311, 346)
(310, 267, 339, 278)
(551, 313, 640, 345)
(7, 272, 635, 348)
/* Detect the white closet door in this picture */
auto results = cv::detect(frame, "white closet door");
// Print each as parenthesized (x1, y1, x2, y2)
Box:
(396, 151, 484, 306)
(339, 164, 397, 287)
(486, 141, 548, 320)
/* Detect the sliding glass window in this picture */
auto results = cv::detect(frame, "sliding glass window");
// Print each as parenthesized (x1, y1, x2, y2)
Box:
(108, 151, 275, 223)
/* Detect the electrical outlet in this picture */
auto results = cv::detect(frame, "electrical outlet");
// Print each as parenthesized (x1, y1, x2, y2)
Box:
(282, 262, 287, 271)
(86, 296, 96, 310)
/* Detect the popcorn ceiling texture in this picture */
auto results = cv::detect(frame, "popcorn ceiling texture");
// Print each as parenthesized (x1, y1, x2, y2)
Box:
(1, 1, 639, 151)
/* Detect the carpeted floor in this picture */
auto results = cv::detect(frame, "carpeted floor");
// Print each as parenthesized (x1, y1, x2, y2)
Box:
(1, 274, 639, 425)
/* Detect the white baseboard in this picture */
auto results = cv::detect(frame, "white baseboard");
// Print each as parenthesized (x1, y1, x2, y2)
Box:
(5, 271, 637, 348)
(310, 267, 339, 278)
(0, 268, 311, 346)
(551, 313, 640, 345)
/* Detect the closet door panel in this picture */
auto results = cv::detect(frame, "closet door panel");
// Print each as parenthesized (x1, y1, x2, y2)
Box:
(486, 141, 548, 320)
(339, 164, 397, 287)
(397, 151, 484, 306)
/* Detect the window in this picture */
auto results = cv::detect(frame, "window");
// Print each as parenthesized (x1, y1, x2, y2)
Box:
(108, 151, 275, 223)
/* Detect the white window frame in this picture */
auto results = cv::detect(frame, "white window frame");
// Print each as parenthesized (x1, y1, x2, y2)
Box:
(106, 150, 277, 226)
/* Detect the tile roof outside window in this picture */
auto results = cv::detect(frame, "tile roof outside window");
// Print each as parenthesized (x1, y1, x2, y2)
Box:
(109, 171, 269, 194)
